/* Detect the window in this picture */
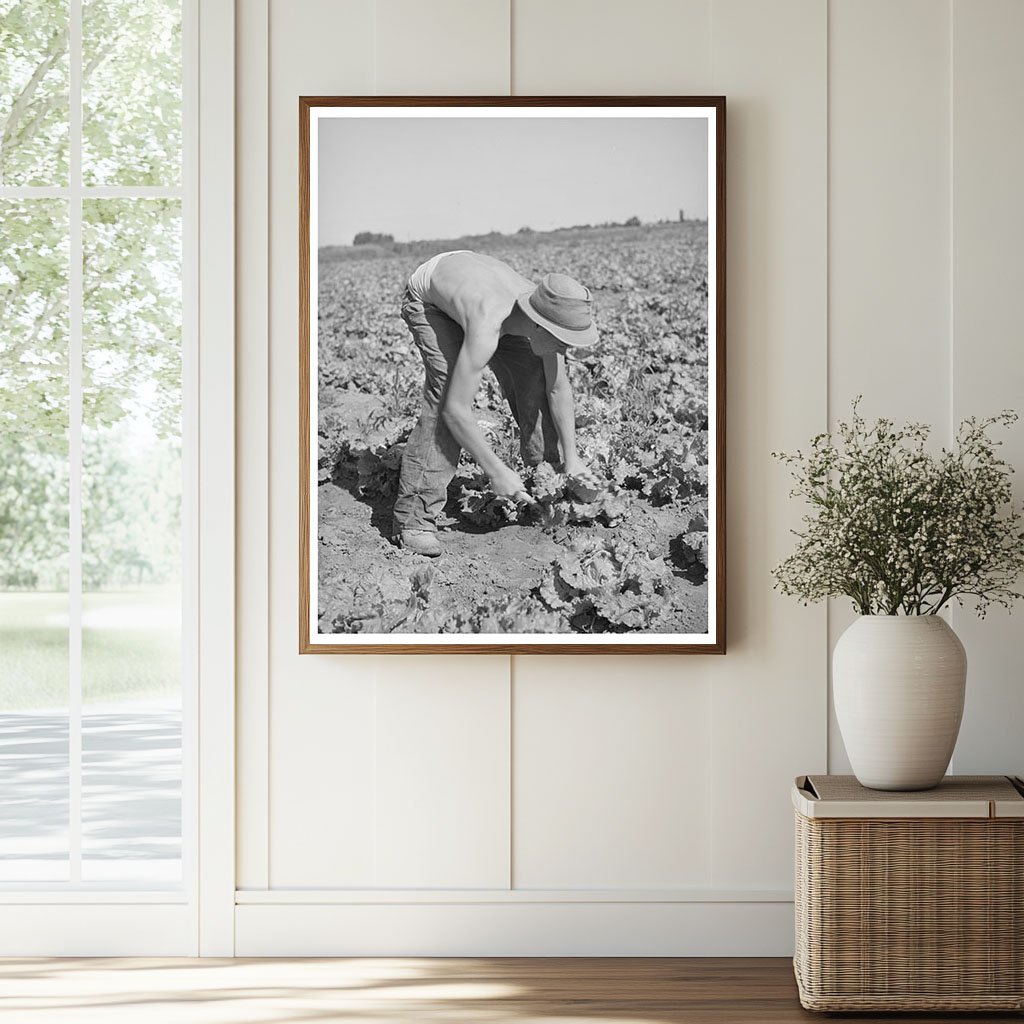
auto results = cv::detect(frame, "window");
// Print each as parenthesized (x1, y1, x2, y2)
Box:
(0, 0, 192, 889)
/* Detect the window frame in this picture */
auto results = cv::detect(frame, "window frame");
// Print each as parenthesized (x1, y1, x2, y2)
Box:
(0, 0, 235, 955)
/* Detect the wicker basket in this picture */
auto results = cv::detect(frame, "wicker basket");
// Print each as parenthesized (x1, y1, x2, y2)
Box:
(793, 775, 1024, 1012)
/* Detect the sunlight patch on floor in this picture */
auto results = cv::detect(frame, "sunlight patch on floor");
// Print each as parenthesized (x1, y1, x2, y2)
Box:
(0, 957, 680, 1024)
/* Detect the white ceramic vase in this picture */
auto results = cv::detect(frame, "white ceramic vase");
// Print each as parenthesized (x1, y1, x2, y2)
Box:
(833, 615, 967, 791)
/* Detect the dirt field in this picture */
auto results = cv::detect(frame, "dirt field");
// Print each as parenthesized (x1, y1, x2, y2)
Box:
(316, 222, 710, 636)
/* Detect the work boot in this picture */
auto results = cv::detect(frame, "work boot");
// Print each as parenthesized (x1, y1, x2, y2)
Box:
(396, 530, 442, 557)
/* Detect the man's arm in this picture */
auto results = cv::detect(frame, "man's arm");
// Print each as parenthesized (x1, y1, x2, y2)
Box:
(442, 321, 529, 498)
(541, 350, 584, 474)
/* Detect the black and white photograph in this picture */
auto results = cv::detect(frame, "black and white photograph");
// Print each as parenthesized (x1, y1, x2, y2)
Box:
(300, 98, 725, 653)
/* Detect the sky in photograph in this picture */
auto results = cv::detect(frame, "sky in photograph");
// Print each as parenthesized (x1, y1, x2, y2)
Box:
(317, 115, 709, 245)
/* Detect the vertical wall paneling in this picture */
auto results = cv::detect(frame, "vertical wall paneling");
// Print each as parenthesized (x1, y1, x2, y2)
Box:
(707, 0, 828, 889)
(828, 0, 951, 423)
(232, 0, 1024, 954)
(369, 0, 514, 892)
(827, 0, 952, 772)
(950, 0, 1024, 777)
(374, 661, 512, 888)
(375, 0, 511, 95)
(235, 0, 270, 892)
(704, 0, 831, 884)
(266, 0, 378, 888)
(513, 658, 712, 889)
(509, 0, 721, 896)
(269, 666, 378, 887)
(512, 0, 712, 95)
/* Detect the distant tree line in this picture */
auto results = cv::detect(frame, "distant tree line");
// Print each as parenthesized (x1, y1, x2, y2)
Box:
(353, 215, 667, 248)
(325, 216, 706, 264)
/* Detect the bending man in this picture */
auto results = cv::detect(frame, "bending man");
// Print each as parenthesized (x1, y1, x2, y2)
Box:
(392, 249, 599, 557)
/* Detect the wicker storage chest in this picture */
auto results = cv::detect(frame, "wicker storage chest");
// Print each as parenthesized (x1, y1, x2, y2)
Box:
(793, 775, 1024, 1012)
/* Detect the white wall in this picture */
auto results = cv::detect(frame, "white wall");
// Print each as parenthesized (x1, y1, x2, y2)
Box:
(233, 0, 1024, 955)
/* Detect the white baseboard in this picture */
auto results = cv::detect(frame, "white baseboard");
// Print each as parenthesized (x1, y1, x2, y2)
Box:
(235, 899, 795, 956)
(235, 887, 793, 905)
(0, 904, 196, 956)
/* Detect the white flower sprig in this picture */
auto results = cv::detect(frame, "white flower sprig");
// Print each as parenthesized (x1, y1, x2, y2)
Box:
(772, 400, 1024, 617)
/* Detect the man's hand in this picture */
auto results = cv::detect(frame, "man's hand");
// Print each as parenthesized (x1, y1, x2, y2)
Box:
(564, 463, 603, 502)
(561, 454, 587, 478)
(490, 466, 534, 504)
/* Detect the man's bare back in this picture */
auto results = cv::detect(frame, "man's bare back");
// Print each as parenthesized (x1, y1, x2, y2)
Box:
(412, 251, 535, 334)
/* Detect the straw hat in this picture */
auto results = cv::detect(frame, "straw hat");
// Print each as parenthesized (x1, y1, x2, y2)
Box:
(517, 273, 599, 348)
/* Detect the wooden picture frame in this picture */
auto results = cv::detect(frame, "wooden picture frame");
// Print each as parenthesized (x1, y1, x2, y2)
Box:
(300, 96, 725, 654)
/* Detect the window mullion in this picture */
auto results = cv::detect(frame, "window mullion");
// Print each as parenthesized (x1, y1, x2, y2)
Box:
(68, 0, 83, 886)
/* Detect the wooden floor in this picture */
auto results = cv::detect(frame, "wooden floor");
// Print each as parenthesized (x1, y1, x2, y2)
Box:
(0, 957, 1019, 1023)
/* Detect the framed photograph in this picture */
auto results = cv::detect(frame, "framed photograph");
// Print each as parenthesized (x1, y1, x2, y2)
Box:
(300, 96, 725, 654)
